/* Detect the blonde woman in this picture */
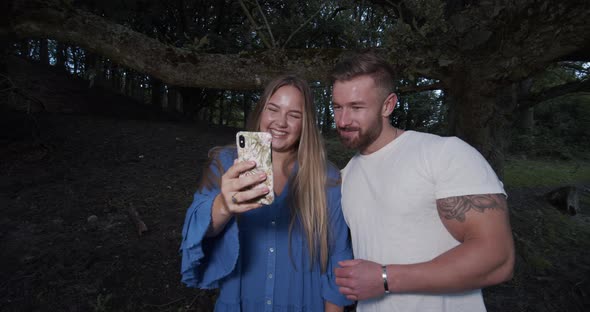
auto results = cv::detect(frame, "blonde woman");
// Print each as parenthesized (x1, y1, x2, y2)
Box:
(180, 75, 352, 311)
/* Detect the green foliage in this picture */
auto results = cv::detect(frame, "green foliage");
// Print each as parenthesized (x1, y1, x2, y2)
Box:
(324, 135, 356, 169)
(391, 81, 445, 134)
(509, 93, 590, 160)
(504, 159, 590, 188)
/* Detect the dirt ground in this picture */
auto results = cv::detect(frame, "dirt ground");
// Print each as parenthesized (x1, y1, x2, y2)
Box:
(1, 57, 589, 312)
(0, 112, 224, 311)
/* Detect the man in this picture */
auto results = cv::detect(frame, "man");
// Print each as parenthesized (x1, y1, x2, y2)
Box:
(331, 52, 515, 311)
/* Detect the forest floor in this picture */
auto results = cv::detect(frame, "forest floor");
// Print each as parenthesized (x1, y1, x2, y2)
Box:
(1, 57, 589, 312)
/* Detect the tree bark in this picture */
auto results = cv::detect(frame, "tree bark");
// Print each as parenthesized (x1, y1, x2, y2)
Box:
(150, 77, 163, 111)
(242, 92, 251, 128)
(166, 86, 178, 113)
(55, 42, 66, 71)
(39, 39, 49, 65)
(218, 92, 224, 126)
(446, 78, 508, 178)
(322, 99, 333, 133)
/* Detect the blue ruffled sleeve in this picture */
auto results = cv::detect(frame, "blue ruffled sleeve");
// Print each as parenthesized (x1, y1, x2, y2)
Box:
(180, 148, 240, 289)
(321, 167, 354, 307)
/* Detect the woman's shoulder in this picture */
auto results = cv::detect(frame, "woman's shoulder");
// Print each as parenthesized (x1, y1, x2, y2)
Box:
(208, 146, 237, 163)
(325, 161, 342, 181)
(325, 161, 342, 195)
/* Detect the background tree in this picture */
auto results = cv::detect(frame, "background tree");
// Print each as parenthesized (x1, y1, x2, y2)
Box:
(2, 0, 590, 175)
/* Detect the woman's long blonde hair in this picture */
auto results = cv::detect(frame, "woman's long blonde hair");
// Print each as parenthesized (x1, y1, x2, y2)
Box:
(247, 75, 328, 272)
(246, 75, 330, 272)
(198, 75, 331, 272)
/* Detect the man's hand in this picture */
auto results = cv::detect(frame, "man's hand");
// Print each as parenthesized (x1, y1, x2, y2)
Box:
(334, 259, 385, 301)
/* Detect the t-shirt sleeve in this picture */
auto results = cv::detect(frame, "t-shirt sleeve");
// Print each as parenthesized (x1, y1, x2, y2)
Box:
(321, 171, 354, 307)
(179, 148, 240, 289)
(431, 137, 506, 199)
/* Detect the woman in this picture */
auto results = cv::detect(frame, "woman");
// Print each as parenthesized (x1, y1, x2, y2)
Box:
(180, 75, 352, 311)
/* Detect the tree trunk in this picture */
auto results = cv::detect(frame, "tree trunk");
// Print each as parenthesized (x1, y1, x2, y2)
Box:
(166, 86, 178, 113)
(150, 77, 163, 111)
(0, 37, 8, 73)
(111, 64, 120, 91)
(242, 92, 251, 128)
(515, 79, 535, 132)
(19, 40, 30, 59)
(134, 79, 145, 103)
(55, 42, 66, 71)
(447, 82, 508, 178)
(124, 70, 133, 96)
(218, 93, 224, 126)
(39, 38, 49, 65)
(225, 92, 232, 126)
(72, 47, 79, 74)
(322, 99, 332, 133)
(516, 108, 534, 131)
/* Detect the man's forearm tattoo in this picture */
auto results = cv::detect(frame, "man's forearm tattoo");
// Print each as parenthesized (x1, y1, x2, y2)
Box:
(437, 194, 505, 222)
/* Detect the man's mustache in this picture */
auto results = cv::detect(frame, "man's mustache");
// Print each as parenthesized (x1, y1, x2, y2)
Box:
(338, 127, 360, 132)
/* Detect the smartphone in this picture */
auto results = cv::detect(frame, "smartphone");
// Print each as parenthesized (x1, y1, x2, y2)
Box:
(236, 131, 274, 205)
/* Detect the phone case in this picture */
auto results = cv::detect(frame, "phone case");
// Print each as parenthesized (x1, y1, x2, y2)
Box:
(236, 131, 274, 205)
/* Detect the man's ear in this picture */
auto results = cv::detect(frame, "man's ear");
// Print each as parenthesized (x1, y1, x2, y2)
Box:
(382, 93, 397, 117)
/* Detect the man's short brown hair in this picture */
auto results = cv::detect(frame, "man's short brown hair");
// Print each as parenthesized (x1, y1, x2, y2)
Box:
(329, 51, 397, 100)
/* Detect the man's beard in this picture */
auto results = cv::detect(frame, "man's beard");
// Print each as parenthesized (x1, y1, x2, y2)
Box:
(337, 121, 382, 151)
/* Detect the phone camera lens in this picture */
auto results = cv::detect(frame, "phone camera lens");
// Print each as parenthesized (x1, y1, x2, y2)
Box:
(239, 135, 245, 148)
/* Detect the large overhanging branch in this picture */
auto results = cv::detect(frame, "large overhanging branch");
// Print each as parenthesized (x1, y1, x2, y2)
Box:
(517, 79, 590, 112)
(368, 0, 590, 88)
(2, 0, 345, 90)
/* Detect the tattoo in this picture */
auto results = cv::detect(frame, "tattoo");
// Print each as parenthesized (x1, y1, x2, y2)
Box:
(437, 194, 505, 222)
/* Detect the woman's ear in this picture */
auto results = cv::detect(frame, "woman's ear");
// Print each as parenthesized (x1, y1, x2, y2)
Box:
(382, 93, 398, 117)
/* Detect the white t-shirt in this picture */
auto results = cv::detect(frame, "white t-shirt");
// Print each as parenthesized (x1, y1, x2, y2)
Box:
(341, 131, 506, 312)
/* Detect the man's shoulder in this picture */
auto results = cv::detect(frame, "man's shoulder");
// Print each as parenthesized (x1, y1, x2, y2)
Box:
(406, 131, 473, 153)
(340, 152, 360, 176)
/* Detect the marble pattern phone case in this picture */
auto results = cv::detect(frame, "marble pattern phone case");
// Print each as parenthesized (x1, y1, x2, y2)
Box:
(236, 131, 274, 205)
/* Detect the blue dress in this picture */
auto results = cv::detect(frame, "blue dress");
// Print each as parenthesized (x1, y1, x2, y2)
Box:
(180, 147, 353, 311)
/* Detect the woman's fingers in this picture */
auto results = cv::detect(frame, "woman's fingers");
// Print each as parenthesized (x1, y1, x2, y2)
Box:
(231, 185, 270, 204)
(219, 159, 270, 215)
(225, 160, 256, 178)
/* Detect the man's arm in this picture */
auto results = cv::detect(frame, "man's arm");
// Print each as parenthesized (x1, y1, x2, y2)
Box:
(335, 193, 514, 300)
(390, 193, 514, 292)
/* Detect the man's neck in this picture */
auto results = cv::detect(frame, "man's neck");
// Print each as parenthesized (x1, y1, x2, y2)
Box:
(360, 125, 399, 155)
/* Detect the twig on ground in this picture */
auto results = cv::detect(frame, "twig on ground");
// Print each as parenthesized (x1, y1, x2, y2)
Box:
(126, 203, 148, 236)
(144, 296, 184, 308)
(185, 293, 200, 311)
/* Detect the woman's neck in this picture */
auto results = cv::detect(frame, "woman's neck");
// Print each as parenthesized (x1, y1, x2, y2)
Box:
(272, 150, 296, 175)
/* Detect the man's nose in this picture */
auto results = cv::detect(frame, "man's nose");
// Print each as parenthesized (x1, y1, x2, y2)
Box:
(336, 109, 350, 128)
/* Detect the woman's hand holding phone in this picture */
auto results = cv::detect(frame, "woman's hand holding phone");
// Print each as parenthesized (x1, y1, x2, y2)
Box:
(218, 159, 270, 216)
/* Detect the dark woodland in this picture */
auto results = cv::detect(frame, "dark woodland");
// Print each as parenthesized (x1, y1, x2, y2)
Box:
(1, 0, 589, 311)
